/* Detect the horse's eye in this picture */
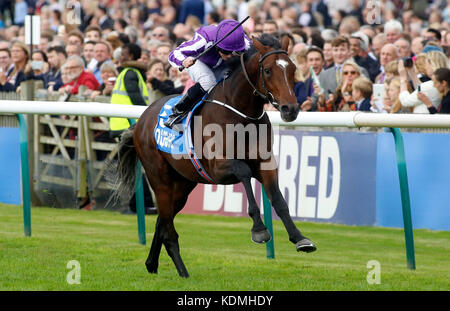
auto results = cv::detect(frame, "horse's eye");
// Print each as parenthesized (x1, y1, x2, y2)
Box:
(264, 68, 271, 75)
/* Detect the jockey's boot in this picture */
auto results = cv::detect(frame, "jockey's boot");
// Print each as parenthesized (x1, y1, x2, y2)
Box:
(164, 82, 207, 129)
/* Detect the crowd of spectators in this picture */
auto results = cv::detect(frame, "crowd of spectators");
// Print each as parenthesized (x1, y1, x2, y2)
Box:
(0, 0, 449, 114)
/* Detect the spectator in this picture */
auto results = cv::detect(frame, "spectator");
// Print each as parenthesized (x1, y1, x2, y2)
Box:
(376, 44, 399, 84)
(85, 26, 102, 43)
(372, 33, 387, 61)
(88, 62, 118, 100)
(139, 49, 152, 67)
(395, 38, 413, 59)
(39, 31, 54, 53)
(350, 31, 381, 82)
(95, 5, 114, 30)
(350, 76, 372, 111)
(384, 19, 403, 44)
(45, 46, 67, 92)
(155, 42, 172, 74)
(384, 60, 400, 81)
(6, 40, 29, 91)
(322, 40, 334, 69)
(386, 78, 412, 114)
(92, 41, 113, 84)
(110, 42, 148, 134)
(325, 60, 362, 112)
(300, 47, 326, 112)
(66, 44, 83, 58)
(150, 26, 171, 43)
(109, 41, 154, 215)
(262, 20, 279, 36)
(421, 68, 450, 114)
(59, 55, 99, 95)
(146, 58, 175, 104)
(26, 50, 50, 77)
(67, 30, 84, 47)
(292, 49, 308, 110)
(414, 53, 431, 82)
(319, 36, 368, 97)
(83, 41, 96, 67)
(411, 37, 426, 56)
(0, 48, 14, 92)
(398, 51, 449, 114)
(148, 57, 185, 100)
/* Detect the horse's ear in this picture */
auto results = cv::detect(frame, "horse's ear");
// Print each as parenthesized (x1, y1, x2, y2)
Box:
(252, 36, 268, 55)
(281, 35, 290, 52)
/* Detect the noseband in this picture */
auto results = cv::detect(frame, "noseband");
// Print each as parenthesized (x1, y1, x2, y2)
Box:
(240, 49, 289, 110)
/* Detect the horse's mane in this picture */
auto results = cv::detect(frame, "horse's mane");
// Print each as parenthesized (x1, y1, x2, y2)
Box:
(224, 34, 282, 76)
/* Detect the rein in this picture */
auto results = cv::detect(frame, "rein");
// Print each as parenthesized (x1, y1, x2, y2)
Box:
(240, 49, 289, 110)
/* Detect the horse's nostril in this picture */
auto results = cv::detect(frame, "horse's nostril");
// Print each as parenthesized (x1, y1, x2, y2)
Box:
(281, 106, 290, 114)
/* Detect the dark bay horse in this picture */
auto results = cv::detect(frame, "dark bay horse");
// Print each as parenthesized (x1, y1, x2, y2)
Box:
(111, 36, 316, 277)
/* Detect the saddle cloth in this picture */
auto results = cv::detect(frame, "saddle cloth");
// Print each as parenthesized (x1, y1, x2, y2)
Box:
(154, 95, 215, 183)
(154, 95, 186, 155)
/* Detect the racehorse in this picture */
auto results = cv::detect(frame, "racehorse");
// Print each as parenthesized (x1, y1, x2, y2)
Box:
(110, 35, 317, 278)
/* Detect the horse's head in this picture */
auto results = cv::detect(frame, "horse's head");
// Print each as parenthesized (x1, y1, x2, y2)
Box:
(252, 36, 299, 122)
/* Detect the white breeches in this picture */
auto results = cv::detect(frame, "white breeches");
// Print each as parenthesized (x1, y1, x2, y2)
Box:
(186, 60, 217, 91)
(186, 60, 229, 92)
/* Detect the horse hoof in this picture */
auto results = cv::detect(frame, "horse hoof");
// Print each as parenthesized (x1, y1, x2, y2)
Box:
(251, 229, 272, 244)
(296, 238, 317, 253)
(146, 264, 158, 274)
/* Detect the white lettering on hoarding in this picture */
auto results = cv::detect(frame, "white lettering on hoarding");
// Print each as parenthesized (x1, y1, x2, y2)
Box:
(201, 135, 341, 220)
(203, 185, 224, 211)
(317, 137, 340, 219)
(298, 136, 319, 218)
(224, 185, 243, 213)
(278, 135, 299, 216)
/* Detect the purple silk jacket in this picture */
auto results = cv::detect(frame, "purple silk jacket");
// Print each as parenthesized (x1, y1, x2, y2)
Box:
(168, 24, 251, 69)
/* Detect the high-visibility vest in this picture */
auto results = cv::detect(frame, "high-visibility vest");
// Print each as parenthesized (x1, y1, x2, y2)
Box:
(110, 67, 149, 131)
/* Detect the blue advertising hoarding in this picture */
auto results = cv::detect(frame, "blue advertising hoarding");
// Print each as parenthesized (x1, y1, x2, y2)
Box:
(376, 132, 450, 231)
(273, 130, 377, 226)
(0, 128, 21, 205)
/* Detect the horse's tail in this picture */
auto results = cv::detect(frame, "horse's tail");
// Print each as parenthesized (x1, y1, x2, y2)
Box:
(105, 125, 138, 208)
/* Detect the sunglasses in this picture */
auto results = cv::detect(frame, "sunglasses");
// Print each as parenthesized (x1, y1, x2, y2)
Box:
(343, 71, 357, 75)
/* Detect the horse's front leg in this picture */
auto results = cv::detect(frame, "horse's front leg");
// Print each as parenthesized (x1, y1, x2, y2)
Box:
(258, 168, 317, 253)
(231, 161, 271, 244)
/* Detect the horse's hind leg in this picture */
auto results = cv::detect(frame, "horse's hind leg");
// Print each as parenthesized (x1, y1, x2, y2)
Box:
(145, 179, 196, 277)
(232, 161, 271, 244)
(259, 169, 316, 253)
(146, 216, 162, 274)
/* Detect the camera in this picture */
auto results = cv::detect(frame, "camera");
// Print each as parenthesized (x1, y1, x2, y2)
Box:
(403, 56, 416, 68)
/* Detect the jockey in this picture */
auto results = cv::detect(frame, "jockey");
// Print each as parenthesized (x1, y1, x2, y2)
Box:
(165, 19, 251, 128)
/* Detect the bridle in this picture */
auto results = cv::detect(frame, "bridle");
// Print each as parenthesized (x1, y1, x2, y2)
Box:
(240, 49, 289, 111)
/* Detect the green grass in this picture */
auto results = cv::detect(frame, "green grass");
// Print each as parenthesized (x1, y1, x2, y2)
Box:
(0, 204, 449, 291)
